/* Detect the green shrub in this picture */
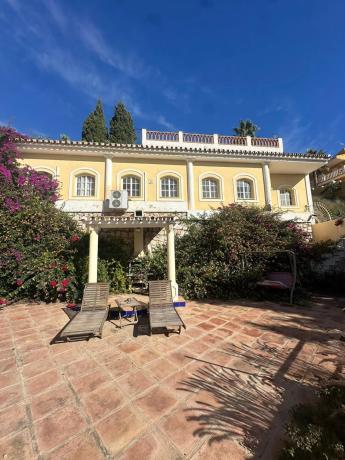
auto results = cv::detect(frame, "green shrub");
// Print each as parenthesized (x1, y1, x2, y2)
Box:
(280, 384, 345, 459)
(135, 205, 333, 299)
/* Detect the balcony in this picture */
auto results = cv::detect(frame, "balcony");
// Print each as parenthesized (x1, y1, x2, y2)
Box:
(316, 165, 345, 185)
(142, 129, 283, 153)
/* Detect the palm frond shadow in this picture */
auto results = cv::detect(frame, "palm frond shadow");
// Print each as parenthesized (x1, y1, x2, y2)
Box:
(177, 339, 345, 456)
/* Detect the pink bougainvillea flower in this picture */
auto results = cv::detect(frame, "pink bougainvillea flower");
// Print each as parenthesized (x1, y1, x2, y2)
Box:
(61, 278, 69, 288)
(61, 264, 68, 272)
(50, 280, 57, 288)
(4, 197, 21, 213)
(34, 234, 41, 241)
(15, 279, 23, 286)
(70, 235, 80, 243)
(0, 298, 6, 305)
(0, 164, 11, 181)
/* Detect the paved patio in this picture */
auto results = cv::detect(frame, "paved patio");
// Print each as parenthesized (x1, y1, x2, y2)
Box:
(0, 295, 344, 460)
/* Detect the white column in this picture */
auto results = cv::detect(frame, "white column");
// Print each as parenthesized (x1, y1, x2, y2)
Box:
(262, 163, 272, 209)
(104, 155, 113, 198)
(167, 224, 178, 300)
(88, 227, 99, 283)
(246, 136, 252, 148)
(186, 160, 195, 211)
(134, 228, 144, 258)
(178, 131, 183, 143)
(305, 174, 314, 215)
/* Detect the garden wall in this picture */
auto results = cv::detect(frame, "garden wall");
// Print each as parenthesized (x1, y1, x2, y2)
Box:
(312, 219, 345, 242)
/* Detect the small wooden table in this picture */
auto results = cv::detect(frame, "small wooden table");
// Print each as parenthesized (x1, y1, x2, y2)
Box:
(115, 297, 147, 328)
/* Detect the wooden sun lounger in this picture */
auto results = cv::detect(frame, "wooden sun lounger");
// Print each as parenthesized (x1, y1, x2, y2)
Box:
(60, 283, 110, 340)
(148, 280, 185, 335)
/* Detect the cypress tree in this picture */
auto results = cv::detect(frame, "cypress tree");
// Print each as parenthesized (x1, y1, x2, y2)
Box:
(82, 99, 108, 142)
(109, 102, 136, 144)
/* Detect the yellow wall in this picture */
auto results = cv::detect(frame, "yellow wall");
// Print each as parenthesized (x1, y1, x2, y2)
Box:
(20, 152, 310, 211)
(193, 161, 265, 210)
(270, 174, 307, 212)
(20, 154, 105, 201)
(111, 158, 188, 201)
(312, 219, 345, 242)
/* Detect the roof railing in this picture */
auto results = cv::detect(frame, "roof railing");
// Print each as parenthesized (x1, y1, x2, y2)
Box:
(143, 129, 282, 151)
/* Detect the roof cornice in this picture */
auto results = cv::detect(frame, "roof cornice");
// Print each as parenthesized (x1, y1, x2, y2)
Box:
(16, 138, 329, 162)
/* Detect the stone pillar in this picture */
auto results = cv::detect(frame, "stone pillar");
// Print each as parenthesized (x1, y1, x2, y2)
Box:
(186, 160, 195, 211)
(104, 155, 113, 198)
(133, 228, 144, 258)
(305, 174, 314, 216)
(262, 162, 272, 209)
(167, 224, 178, 300)
(88, 227, 99, 283)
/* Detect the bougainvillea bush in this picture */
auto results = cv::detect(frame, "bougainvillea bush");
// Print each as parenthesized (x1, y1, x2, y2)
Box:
(137, 205, 330, 299)
(0, 127, 82, 303)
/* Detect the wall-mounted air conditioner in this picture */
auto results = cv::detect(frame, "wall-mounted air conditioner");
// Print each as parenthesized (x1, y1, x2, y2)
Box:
(108, 190, 128, 210)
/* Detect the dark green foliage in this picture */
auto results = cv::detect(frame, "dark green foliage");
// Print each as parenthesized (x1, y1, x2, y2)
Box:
(319, 182, 343, 201)
(109, 102, 136, 144)
(280, 384, 345, 459)
(135, 205, 332, 300)
(233, 120, 259, 137)
(82, 99, 108, 142)
(74, 232, 131, 297)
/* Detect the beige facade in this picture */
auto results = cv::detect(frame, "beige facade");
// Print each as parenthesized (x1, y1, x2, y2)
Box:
(17, 129, 327, 298)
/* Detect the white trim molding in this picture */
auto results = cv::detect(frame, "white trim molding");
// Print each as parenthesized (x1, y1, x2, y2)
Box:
(198, 172, 224, 202)
(233, 173, 259, 203)
(117, 168, 146, 200)
(156, 170, 184, 201)
(69, 167, 100, 200)
(277, 185, 299, 209)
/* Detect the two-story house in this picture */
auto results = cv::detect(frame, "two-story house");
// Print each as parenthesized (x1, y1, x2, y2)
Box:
(17, 129, 327, 298)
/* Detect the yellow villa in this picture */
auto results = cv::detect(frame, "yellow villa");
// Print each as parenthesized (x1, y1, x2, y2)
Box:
(17, 129, 327, 298)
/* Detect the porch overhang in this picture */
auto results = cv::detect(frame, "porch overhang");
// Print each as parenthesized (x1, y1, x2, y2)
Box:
(82, 214, 179, 230)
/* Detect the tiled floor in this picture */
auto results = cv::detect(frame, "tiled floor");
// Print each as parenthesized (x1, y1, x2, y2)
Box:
(0, 295, 344, 459)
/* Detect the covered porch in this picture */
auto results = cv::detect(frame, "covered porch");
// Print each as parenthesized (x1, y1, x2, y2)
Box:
(82, 215, 179, 300)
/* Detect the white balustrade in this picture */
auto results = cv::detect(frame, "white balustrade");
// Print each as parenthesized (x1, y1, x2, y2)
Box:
(142, 129, 283, 152)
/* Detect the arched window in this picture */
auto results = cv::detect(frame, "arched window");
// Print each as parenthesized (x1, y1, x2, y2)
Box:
(202, 177, 220, 199)
(160, 176, 179, 198)
(76, 175, 95, 197)
(236, 179, 253, 200)
(279, 187, 296, 207)
(122, 175, 141, 197)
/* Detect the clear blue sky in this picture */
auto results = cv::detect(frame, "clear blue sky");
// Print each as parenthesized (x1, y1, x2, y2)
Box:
(1, 0, 344, 153)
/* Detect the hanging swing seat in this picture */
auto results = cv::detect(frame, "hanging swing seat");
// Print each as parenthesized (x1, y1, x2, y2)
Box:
(257, 271, 294, 290)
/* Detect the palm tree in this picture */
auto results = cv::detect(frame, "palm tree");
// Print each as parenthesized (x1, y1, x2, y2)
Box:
(233, 120, 259, 137)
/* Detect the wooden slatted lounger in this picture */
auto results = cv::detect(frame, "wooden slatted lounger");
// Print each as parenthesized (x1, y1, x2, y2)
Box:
(60, 283, 110, 341)
(148, 280, 185, 335)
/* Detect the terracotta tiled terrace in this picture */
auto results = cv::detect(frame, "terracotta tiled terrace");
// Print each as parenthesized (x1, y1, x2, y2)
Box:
(0, 295, 344, 459)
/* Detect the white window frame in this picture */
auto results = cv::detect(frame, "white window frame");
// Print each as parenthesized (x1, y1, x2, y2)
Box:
(199, 173, 224, 201)
(233, 173, 259, 202)
(76, 175, 96, 197)
(278, 186, 299, 208)
(117, 169, 145, 200)
(69, 168, 100, 199)
(156, 171, 183, 201)
(122, 175, 141, 198)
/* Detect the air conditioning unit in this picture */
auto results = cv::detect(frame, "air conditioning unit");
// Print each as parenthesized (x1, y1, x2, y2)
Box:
(108, 190, 128, 210)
